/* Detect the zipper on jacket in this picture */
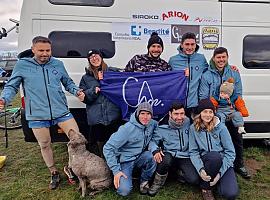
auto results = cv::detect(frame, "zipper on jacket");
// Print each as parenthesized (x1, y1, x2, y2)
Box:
(185, 56, 191, 107)
(177, 130, 182, 151)
(209, 134, 213, 149)
(190, 66, 193, 80)
(42, 67, 53, 120)
(181, 130, 184, 147)
(46, 69, 50, 84)
(29, 99, 32, 115)
(205, 131, 210, 152)
(142, 127, 147, 151)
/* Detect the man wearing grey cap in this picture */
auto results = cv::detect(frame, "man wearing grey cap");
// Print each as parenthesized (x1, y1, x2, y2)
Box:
(103, 102, 158, 196)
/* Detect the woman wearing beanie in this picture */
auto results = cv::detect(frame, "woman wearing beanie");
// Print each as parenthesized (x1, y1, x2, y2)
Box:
(79, 49, 122, 157)
(189, 99, 239, 200)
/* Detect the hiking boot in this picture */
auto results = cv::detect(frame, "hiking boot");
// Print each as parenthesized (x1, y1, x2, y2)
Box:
(201, 189, 215, 200)
(49, 171, 60, 190)
(148, 173, 168, 197)
(235, 166, 251, 179)
(63, 166, 77, 185)
(139, 181, 150, 195)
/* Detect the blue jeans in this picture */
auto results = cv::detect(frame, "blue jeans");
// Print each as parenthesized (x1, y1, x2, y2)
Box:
(117, 151, 156, 196)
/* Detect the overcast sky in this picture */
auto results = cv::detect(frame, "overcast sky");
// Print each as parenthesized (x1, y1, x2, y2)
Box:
(0, 0, 23, 52)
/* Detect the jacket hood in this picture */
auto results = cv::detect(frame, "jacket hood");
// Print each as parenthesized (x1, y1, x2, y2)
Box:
(177, 44, 200, 56)
(214, 116, 221, 128)
(20, 57, 60, 67)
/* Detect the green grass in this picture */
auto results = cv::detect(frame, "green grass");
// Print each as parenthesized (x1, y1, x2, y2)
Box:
(0, 129, 269, 200)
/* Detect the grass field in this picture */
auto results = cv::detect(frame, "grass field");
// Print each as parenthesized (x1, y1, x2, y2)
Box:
(0, 127, 269, 200)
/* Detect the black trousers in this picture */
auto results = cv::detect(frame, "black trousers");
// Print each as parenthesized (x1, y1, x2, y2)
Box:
(226, 120, 244, 168)
(91, 119, 123, 142)
(156, 152, 199, 185)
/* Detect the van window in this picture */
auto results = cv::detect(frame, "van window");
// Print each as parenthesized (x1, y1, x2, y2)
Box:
(48, 0, 114, 7)
(48, 31, 115, 58)
(243, 35, 270, 69)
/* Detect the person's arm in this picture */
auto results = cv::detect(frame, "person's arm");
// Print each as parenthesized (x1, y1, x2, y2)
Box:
(59, 61, 80, 96)
(149, 126, 163, 162)
(218, 124, 236, 177)
(124, 56, 137, 72)
(0, 62, 23, 107)
(199, 72, 211, 100)
(188, 126, 205, 174)
(79, 76, 99, 104)
(103, 125, 129, 176)
(233, 70, 243, 97)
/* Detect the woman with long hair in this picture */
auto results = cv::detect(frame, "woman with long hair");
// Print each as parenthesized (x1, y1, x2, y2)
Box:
(189, 98, 238, 200)
(79, 49, 122, 157)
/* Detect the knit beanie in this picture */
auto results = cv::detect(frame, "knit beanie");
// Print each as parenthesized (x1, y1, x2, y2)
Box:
(197, 99, 215, 114)
(136, 102, 153, 117)
(147, 32, 164, 50)
(87, 49, 103, 58)
(220, 78, 235, 97)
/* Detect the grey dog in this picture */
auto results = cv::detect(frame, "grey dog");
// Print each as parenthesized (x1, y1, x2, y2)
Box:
(67, 129, 112, 197)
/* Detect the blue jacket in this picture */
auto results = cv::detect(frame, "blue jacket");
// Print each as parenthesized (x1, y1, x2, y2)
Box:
(169, 46, 208, 108)
(79, 67, 121, 125)
(189, 117, 235, 177)
(199, 60, 242, 100)
(103, 112, 158, 175)
(0, 57, 79, 120)
(149, 117, 190, 158)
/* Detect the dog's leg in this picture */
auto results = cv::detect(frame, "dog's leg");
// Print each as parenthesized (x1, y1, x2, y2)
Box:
(78, 177, 87, 197)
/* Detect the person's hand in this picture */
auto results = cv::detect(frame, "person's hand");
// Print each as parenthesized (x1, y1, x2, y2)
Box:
(95, 87, 100, 94)
(0, 99, 5, 110)
(77, 89, 85, 101)
(200, 169, 211, 182)
(153, 150, 164, 163)
(230, 65, 239, 72)
(185, 68, 189, 77)
(98, 71, 103, 80)
(114, 171, 127, 189)
(210, 173, 220, 186)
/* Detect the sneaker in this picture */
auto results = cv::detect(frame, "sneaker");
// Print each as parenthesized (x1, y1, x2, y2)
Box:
(49, 171, 60, 190)
(238, 127, 246, 134)
(139, 181, 149, 195)
(63, 166, 77, 185)
(201, 189, 215, 200)
(235, 166, 251, 179)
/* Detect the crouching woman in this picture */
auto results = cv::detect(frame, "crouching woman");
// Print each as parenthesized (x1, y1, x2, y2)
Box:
(189, 99, 239, 200)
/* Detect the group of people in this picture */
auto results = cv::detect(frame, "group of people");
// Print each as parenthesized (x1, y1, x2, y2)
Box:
(0, 31, 250, 200)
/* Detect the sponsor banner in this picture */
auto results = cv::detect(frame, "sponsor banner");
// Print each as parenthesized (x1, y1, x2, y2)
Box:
(171, 25, 200, 44)
(201, 27, 220, 50)
(112, 22, 171, 42)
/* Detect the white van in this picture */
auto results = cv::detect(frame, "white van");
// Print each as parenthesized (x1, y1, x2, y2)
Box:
(18, 0, 270, 141)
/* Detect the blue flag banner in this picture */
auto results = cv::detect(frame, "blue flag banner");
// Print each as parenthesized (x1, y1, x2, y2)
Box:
(100, 71, 187, 119)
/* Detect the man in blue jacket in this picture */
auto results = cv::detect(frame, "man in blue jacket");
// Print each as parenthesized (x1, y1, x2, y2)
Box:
(148, 101, 199, 196)
(0, 36, 85, 189)
(169, 32, 208, 119)
(103, 102, 157, 196)
(199, 47, 251, 179)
